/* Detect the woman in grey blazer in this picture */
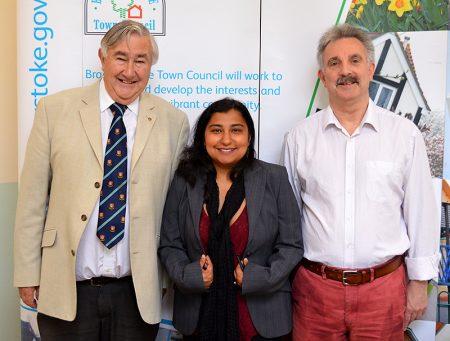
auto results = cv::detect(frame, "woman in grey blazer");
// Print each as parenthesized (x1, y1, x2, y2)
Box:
(158, 98, 303, 341)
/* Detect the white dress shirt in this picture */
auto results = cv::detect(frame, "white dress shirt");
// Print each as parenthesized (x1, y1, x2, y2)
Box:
(75, 79, 138, 280)
(283, 100, 440, 280)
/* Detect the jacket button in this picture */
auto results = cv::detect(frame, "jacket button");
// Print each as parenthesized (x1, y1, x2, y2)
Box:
(81, 214, 87, 221)
(94, 182, 101, 188)
(71, 250, 75, 256)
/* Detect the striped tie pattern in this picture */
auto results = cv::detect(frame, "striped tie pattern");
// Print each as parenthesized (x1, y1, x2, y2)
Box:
(97, 103, 128, 249)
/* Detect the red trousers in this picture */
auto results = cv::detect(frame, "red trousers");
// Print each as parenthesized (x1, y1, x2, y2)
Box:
(292, 264, 406, 341)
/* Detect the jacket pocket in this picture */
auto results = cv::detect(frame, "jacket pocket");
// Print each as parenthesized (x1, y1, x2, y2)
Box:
(41, 229, 57, 247)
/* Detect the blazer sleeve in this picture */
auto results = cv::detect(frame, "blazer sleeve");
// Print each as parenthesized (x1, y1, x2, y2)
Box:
(158, 175, 206, 293)
(14, 98, 52, 287)
(242, 165, 303, 295)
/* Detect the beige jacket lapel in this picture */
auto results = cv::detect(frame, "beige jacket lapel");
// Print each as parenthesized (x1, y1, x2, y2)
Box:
(131, 94, 157, 171)
(79, 81, 103, 167)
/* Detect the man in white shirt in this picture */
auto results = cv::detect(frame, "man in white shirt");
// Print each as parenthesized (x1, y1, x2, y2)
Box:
(283, 24, 440, 340)
(14, 20, 189, 340)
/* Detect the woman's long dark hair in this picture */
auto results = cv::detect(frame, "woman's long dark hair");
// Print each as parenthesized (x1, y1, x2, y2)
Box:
(177, 98, 256, 186)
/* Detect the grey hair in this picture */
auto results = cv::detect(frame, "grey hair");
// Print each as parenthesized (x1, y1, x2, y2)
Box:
(317, 24, 375, 70)
(100, 19, 159, 65)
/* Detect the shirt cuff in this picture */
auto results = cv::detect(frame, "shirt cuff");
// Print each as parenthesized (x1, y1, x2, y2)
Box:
(405, 252, 441, 280)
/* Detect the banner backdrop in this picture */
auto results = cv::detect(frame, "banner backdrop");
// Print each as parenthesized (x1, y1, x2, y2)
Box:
(17, 1, 446, 340)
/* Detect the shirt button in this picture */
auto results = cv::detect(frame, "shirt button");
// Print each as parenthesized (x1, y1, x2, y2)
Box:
(71, 250, 75, 256)
(94, 182, 101, 188)
(81, 214, 87, 221)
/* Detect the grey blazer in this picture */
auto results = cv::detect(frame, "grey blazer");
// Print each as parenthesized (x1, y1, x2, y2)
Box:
(158, 160, 303, 338)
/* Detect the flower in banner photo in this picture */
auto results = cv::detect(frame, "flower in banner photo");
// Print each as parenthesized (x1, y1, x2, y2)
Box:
(346, 0, 448, 32)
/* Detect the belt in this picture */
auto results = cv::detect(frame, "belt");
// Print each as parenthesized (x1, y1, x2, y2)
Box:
(77, 276, 132, 287)
(301, 255, 404, 286)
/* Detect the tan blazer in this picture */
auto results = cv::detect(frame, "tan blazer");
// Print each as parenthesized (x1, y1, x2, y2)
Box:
(14, 81, 189, 324)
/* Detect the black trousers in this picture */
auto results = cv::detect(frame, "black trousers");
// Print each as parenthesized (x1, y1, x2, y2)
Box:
(37, 277, 159, 341)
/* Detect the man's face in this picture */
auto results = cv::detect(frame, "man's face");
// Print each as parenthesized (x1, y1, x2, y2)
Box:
(318, 37, 375, 106)
(99, 34, 152, 105)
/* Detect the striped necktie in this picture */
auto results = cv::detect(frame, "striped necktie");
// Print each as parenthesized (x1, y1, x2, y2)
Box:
(97, 102, 128, 249)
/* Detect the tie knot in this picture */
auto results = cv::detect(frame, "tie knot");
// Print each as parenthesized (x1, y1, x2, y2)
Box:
(110, 102, 128, 117)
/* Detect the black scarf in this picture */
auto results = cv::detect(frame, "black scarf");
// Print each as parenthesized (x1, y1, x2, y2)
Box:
(199, 170, 245, 341)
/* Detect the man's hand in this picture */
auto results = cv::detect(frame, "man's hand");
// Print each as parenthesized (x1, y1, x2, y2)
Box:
(19, 286, 39, 309)
(404, 280, 428, 330)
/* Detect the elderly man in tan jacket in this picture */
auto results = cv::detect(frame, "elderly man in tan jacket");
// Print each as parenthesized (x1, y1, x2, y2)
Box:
(14, 20, 189, 340)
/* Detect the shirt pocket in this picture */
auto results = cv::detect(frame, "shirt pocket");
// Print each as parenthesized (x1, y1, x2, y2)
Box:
(365, 161, 402, 203)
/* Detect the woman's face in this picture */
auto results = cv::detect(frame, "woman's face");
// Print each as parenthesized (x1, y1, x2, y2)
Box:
(204, 109, 250, 172)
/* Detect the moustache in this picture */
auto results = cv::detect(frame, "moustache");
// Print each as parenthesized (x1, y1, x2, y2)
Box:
(336, 75, 358, 86)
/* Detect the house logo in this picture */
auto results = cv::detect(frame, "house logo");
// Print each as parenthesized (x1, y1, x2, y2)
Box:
(84, 0, 166, 36)
(128, 5, 143, 19)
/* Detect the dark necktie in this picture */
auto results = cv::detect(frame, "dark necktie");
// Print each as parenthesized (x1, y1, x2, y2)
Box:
(97, 103, 128, 249)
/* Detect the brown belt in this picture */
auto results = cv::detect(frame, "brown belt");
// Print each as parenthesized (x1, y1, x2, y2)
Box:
(301, 255, 404, 286)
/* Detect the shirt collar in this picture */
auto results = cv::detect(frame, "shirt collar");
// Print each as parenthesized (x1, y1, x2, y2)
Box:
(322, 99, 379, 133)
(363, 99, 379, 132)
(99, 79, 139, 115)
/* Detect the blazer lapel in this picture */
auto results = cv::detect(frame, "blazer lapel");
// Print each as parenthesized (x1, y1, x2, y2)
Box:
(131, 95, 156, 171)
(79, 82, 103, 167)
(187, 174, 205, 248)
(245, 163, 265, 250)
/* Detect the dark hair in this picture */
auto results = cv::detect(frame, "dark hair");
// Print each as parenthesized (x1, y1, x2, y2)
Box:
(177, 98, 256, 186)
